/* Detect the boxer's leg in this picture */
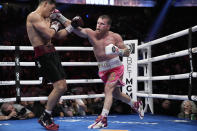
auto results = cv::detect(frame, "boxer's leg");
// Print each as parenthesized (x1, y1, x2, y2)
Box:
(88, 72, 118, 129)
(113, 87, 144, 119)
(38, 52, 67, 130)
(46, 79, 67, 111)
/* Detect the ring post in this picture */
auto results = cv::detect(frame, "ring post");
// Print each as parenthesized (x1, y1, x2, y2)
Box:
(188, 28, 193, 101)
(123, 40, 138, 101)
(15, 46, 21, 103)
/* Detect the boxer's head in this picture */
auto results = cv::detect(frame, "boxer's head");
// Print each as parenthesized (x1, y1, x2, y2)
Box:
(96, 15, 112, 34)
(1, 103, 15, 116)
(38, 0, 56, 18)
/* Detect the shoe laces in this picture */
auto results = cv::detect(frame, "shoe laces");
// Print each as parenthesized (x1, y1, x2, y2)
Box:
(42, 112, 54, 125)
(134, 101, 140, 109)
(95, 115, 106, 123)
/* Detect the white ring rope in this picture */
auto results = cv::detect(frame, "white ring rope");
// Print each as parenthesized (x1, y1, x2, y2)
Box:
(138, 72, 197, 81)
(0, 46, 93, 51)
(0, 94, 105, 103)
(138, 25, 197, 49)
(0, 79, 103, 85)
(0, 72, 196, 85)
(0, 47, 196, 66)
(138, 47, 197, 64)
(136, 93, 197, 101)
(0, 62, 98, 66)
(0, 26, 197, 102)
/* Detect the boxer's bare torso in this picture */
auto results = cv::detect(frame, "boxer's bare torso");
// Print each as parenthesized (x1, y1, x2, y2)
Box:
(87, 30, 120, 61)
(73, 17, 126, 62)
(26, 11, 52, 47)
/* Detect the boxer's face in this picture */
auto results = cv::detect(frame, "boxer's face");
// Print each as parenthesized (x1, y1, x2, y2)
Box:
(96, 18, 110, 34)
(43, 2, 56, 17)
(184, 101, 192, 110)
(5, 104, 15, 112)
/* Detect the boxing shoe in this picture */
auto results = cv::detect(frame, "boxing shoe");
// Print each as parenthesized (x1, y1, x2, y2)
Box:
(132, 101, 144, 119)
(38, 111, 59, 130)
(88, 115, 107, 129)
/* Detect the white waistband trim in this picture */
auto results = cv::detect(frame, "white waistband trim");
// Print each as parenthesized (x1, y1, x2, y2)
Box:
(98, 57, 122, 71)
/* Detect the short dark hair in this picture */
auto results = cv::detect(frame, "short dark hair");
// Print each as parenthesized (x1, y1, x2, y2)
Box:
(1, 103, 12, 116)
(39, 0, 56, 5)
(99, 15, 112, 25)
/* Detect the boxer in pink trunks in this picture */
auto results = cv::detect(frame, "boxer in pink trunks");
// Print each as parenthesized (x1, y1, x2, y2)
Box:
(56, 15, 144, 129)
(98, 57, 125, 86)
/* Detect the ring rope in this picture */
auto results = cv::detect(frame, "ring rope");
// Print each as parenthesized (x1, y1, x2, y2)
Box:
(136, 93, 197, 101)
(0, 47, 196, 66)
(138, 47, 197, 64)
(1, 92, 197, 103)
(0, 94, 105, 103)
(138, 25, 197, 49)
(0, 72, 196, 86)
(0, 79, 103, 85)
(138, 72, 197, 81)
(0, 62, 98, 66)
(0, 46, 93, 51)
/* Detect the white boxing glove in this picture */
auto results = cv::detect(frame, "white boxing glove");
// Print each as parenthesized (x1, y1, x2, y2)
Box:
(105, 44, 124, 56)
(50, 21, 61, 32)
(50, 9, 68, 25)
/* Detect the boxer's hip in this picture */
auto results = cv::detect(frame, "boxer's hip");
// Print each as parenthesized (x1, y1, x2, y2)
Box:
(34, 44, 56, 58)
(98, 57, 123, 72)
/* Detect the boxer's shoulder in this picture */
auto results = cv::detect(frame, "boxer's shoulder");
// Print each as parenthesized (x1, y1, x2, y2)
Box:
(27, 11, 41, 22)
(85, 28, 94, 36)
(111, 32, 123, 43)
(86, 28, 94, 33)
(109, 31, 121, 38)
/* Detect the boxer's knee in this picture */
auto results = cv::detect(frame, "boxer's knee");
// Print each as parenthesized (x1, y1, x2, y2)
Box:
(104, 83, 116, 95)
(112, 89, 121, 99)
(53, 79, 67, 92)
(112, 90, 119, 98)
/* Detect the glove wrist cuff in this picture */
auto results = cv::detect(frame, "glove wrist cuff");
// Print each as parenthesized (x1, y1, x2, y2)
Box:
(65, 25, 74, 33)
(50, 24, 59, 32)
(118, 49, 124, 57)
(58, 14, 68, 24)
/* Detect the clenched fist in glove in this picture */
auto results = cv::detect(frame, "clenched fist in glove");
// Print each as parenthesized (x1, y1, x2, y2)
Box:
(50, 20, 61, 32)
(71, 16, 84, 28)
(105, 44, 130, 57)
(65, 16, 84, 33)
(50, 9, 68, 25)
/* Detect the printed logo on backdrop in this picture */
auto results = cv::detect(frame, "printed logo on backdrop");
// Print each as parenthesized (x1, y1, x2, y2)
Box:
(126, 43, 135, 54)
(125, 77, 133, 98)
(123, 41, 138, 101)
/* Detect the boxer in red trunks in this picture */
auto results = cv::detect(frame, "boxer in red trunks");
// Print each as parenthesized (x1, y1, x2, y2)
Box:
(26, 0, 82, 130)
(57, 15, 144, 128)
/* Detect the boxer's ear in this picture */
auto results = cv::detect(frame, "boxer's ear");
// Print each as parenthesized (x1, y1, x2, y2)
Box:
(43, 1, 48, 7)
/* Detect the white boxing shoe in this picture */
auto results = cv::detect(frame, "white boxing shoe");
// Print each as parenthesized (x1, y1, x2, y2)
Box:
(88, 115, 107, 129)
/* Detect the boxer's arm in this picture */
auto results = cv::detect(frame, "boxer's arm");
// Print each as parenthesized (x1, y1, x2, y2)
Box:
(29, 13, 56, 39)
(114, 33, 130, 57)
(54, 29, 69, 39)
(54, 16, 85, 39)
(105, 33, 130, 57)
(53, 26, 90, 39)
(55, 26, 90, 39)
(50, 9, 71, 26)
(73, 27, 91, 38)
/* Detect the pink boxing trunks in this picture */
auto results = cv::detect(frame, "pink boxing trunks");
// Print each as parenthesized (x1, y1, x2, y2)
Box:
(98, 57, 125, 86)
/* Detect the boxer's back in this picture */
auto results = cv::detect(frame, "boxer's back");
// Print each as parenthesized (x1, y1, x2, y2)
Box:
(26, 12, 51, 47)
